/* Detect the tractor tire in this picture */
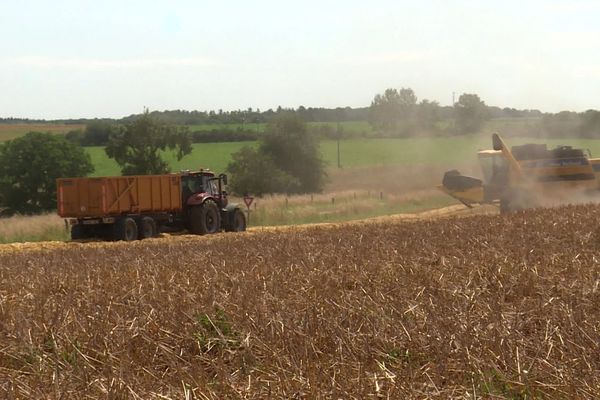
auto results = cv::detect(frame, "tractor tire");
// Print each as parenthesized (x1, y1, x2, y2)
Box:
(188, 200, 221, 235)
(138, 216, 157, 239)
(225, 209, 246, 232)
(71, 224, 89, 240)
(113, 217, 138, 241)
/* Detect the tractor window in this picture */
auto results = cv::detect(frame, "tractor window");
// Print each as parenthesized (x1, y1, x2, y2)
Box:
(200, 176, 218, 194)
(208, 180, 218, 194)
(182, 176, 202, 196)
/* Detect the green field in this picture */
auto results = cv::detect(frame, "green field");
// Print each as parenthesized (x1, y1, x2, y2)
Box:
(88, 142, 258, 176)
(187, 120, 373, 135)
(87, 135, 600, 177)
(188, 122, 266, 132)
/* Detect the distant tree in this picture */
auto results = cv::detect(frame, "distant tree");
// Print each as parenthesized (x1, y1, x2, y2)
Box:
(541, 111, 581, 138)
(226, 114, 326, 195)
(416, 99, 441, 131)
(64, 121, 116, 146)
(226, 147, 300, 196)
(369, 88, 417, 133)
(64, 129, 85, 145)
(105, 110, 192, 175)
(579, 110, 600, 137)
(260, 113, 326, 193)
(454, 93, 489, 133)
(81, 120, 115, 146)
(0, 132, 94, 214)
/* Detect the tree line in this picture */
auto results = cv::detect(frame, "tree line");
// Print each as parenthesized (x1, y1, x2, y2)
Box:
(0, 112, 325, 215)
(2, 88, 600, 215)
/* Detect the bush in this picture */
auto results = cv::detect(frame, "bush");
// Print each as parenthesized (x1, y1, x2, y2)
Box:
(226, 147, 300, 196)
(0, 132, 94, 214)
(105, 111, 192, 175)
(226, 114, 326, 196)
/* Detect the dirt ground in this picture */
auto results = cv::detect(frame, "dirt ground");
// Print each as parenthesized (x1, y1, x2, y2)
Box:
(0, 203, 498, 255)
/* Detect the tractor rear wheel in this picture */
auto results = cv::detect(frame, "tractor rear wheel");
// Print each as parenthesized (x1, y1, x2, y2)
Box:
(189, 200, 221, 234)
(138, 217, 157, 239)
(113, 217, 138, 241)
(226, 209, 246, 232)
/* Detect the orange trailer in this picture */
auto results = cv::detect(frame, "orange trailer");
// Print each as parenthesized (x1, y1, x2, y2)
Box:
(58, 175, 182, 218)
(57, 171, 246, 241)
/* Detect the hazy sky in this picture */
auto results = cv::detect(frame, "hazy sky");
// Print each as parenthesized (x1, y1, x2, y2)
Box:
(1, 0, 599, 119)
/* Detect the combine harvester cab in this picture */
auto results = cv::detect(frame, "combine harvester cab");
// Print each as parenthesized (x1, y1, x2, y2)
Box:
(440, 133, 600, 213)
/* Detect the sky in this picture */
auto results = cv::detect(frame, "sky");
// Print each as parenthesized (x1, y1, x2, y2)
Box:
(0, 0, 599, 119)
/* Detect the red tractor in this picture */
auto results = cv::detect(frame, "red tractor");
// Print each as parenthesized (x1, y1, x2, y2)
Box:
(57, 170, 246, 241)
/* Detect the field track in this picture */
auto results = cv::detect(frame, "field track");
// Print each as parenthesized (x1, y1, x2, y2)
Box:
(0, 204, 493, 254)
(1, 204, 599, 398)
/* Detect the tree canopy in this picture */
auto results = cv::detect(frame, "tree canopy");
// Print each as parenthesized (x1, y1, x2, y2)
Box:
(0, 132, 94, 214)
(454, 93, 489, 133)
(105, 111, 192, 175)
(225, 147, 300, 196)
(369, 88, 418, 132)
(227, 114, 326, 196)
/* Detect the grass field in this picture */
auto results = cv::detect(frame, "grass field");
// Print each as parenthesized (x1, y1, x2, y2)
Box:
(87, 142, 258, 177)
(187, 120, 373, 135)
(1, 204, 599, 398)
(0, 214, 69, 243)
(243, 190, 456, 226)
(87, 135, 600, 177)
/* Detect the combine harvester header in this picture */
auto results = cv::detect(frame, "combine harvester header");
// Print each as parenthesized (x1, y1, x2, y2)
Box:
(440, 134, 600, 213)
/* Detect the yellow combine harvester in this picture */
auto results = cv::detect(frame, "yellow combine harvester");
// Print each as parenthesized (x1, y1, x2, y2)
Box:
(440, 134, 600, 213)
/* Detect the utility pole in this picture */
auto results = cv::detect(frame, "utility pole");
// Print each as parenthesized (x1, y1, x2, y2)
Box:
(336, 121, 341, 168)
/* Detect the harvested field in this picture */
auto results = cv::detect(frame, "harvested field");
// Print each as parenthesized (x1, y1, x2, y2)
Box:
(0, 124, 84, 141)
(1, 204, 599, 398)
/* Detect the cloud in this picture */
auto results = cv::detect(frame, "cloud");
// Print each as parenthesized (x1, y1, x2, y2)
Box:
(337, 50, 435, 66)
(543, 0, 600, 12)
(1, 56, 223, 69)
(573, 66, 600, 78)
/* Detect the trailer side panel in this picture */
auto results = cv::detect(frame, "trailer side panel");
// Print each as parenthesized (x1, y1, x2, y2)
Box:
(57, 175, 182, 218)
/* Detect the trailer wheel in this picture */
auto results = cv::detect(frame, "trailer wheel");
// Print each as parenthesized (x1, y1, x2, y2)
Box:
(113, 217, 138, 241)
(71, 224, 89, 240)
(138, 217, 157, 239)
(189, 200, 221, 234)
(226, 209, 246, 232)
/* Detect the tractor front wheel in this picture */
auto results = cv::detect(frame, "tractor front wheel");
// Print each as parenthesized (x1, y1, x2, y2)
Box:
(189, 200, 221, 234)
(226, 209, 246, 232)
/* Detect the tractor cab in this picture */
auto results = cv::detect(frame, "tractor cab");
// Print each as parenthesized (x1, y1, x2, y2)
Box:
(180, 170, 228, 207)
